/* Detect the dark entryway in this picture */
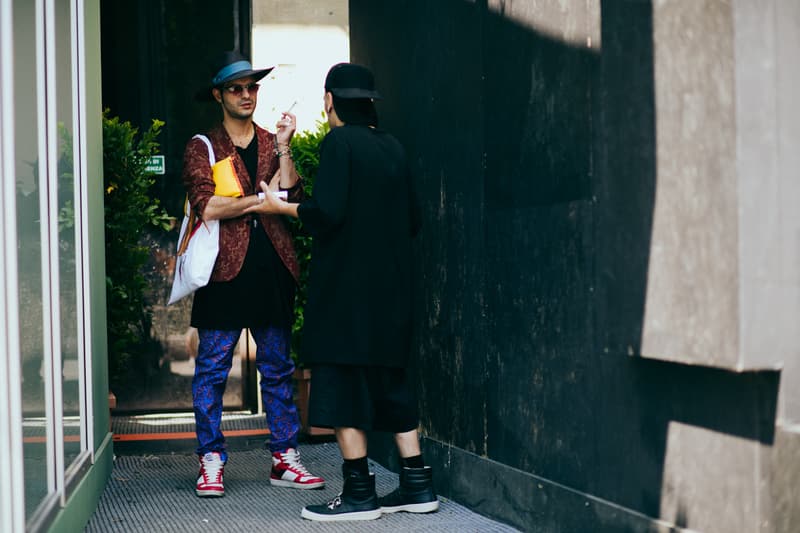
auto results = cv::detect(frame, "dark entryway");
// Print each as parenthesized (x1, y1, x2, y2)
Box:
(100, 0, 256, 413)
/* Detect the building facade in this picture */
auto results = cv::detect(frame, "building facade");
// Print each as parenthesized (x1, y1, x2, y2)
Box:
(353, 1, 800, 531)
(3, 1, 798, 531)
(0, 0, 111, 531)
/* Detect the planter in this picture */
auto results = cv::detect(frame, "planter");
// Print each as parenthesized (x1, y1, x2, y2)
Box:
(293, 368, 335, 439)
(108, 391, 117, 430)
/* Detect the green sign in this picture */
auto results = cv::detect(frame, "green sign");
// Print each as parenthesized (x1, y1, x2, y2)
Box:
(145, 155, 165, 175)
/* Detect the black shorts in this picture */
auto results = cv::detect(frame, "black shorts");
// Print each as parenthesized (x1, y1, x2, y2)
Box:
(308, 365, 419, 433)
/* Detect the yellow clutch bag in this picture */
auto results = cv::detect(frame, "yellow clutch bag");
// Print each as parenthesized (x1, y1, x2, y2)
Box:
(212, 157, 244, 197)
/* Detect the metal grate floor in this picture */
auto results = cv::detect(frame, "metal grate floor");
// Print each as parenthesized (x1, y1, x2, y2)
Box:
(91, 413, 519, 531)
(86, 442, 520, 532)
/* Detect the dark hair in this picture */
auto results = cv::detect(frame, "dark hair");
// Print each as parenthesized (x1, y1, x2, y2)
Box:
(332, 96, 378, 127)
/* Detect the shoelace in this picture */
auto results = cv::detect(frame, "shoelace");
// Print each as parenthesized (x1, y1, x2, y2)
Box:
(327, 494, 343, 510)
(278, 449, 312, 476)
(202, 455, 224, 483)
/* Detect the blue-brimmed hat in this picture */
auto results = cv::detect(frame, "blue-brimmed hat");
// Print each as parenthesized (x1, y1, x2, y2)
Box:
(196, 50, 274, 101)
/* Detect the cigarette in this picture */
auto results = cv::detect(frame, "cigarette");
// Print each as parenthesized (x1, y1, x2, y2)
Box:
(285, 101, 297, 114)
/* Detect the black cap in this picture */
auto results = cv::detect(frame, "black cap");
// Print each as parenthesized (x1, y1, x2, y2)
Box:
(324, 63, 382, 100)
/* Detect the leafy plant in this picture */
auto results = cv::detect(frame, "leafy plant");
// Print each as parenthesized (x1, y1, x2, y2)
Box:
(102, 110, 172, 387)
(20, 123, 77, 238)
(289, 118, 329, 362)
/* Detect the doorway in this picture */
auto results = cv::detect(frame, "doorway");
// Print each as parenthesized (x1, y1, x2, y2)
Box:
(99, 0, 348, 415)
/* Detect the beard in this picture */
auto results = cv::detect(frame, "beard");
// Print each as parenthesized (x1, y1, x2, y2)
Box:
(222, 98, 255, 120)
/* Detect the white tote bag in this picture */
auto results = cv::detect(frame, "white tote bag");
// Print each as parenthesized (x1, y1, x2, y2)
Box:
(167, 135, 220, 305)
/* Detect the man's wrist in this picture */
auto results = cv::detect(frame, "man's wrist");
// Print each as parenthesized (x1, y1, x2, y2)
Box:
(274, 144, 293, 159)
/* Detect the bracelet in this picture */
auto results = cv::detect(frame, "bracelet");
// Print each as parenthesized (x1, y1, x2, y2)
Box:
(274, 145, 292, 159)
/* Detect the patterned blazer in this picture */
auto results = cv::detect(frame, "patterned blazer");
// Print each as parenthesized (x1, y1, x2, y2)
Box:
(181, 124, 303, 283)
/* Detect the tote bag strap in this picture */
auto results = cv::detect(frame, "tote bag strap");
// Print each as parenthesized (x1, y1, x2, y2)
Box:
(176, 208, 197, 256)
(183, 135, 217, 218)
(192, 134, 217, 166)
(177, 134, 216, 255)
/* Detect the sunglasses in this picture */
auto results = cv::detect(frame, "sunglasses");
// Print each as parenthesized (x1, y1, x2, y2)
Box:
(222, 83, 260, 95)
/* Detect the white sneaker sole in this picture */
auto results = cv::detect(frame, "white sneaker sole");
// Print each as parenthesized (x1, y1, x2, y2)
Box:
(380, 500, 439, 514)
(195, 489, 225, 497)
(270, 478, 325, 490)
(300, 507, 381, 521)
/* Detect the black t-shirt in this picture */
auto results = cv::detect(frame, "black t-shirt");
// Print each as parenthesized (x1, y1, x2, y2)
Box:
(190, 135, 295, 330)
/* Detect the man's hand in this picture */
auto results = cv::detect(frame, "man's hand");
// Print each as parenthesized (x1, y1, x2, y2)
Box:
(267, 169, 281, 191)
(244, 179, 295, 217)
(275, 111, 297, 146)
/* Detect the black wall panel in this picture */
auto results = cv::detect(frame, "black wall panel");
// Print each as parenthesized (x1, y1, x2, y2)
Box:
(350, 0, 780, 529)
(350, 0, 490, 452)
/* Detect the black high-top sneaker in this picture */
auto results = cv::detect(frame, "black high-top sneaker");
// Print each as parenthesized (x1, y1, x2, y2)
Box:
(301, 468, 381, 521)
(379, 466, 439, 513)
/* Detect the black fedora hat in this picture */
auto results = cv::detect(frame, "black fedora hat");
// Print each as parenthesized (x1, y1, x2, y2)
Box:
(324, 63, 382, 100)
(196, 50, 274, 101)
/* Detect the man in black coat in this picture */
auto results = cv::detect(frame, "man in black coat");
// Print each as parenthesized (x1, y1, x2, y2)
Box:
(249, 62, 438, 521)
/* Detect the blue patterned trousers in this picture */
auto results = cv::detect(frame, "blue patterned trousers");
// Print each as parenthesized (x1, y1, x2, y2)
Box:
(193, 327, 300, 460)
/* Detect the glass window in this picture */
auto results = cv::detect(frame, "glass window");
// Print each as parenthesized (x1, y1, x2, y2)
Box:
(15, 0, 51, 520)
(54, 0, 83, 475)
(14, 0, 91, 523)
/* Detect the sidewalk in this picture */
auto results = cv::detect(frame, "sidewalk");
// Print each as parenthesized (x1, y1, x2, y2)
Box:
(86, 414, 520, 532)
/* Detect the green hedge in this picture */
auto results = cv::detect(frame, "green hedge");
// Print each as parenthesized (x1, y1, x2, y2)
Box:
(102, 110, 171, 387)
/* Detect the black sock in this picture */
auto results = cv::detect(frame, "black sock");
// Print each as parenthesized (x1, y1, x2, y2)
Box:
(401, 454, 425, 469)
(343, 456, 369, 475)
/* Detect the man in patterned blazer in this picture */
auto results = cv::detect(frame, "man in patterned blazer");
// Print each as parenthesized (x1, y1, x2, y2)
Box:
(181, 50, 324, 498)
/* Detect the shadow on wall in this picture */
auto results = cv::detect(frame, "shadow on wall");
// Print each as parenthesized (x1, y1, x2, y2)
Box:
(350, 0, 780, 531)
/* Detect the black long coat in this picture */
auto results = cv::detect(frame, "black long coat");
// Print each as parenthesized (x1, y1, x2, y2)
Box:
(298, 125, 420, 368)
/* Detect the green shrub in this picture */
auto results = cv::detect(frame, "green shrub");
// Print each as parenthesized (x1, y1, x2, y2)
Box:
(102, 110, 172, 387)
(289, 118, 329, 362)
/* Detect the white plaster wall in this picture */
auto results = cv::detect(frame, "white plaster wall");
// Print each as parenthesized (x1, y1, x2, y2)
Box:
(251, 1, 349, 134)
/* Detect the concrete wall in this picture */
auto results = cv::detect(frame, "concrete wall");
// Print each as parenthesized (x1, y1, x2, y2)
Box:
(639, 0, 738, 368)
(733, 0, 800, 419)
(351, 0, 800, 531)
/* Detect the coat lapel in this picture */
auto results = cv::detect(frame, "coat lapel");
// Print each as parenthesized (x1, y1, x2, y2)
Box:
(255, 126, 276, 187)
